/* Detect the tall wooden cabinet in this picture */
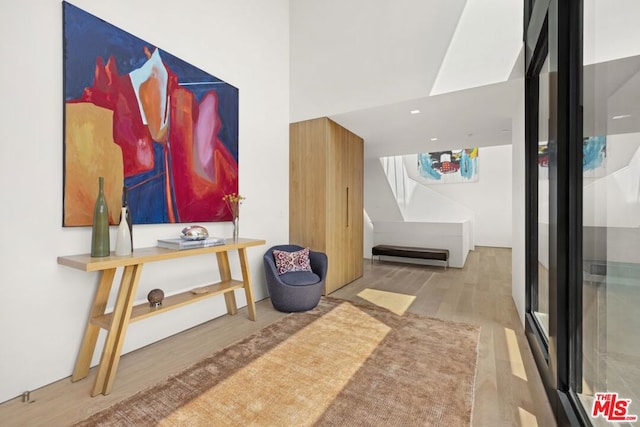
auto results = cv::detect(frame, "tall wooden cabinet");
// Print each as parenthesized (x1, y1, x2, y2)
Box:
(290, 117, 363, 294)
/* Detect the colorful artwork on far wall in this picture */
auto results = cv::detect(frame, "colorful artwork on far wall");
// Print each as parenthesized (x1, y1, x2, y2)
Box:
(538, 135, 606, 179)
(62, 2, 239, 226)
(582, 135, 607, 177)
(418, 148, 479, 184)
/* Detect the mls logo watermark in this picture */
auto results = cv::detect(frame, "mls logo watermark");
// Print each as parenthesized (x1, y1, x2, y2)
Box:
(592, 392, 638, 422)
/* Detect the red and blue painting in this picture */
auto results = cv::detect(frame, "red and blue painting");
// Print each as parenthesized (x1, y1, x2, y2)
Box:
(418, 148, 479, 184)
(538, 136, 606, 179)
(63, 2, 238, 226)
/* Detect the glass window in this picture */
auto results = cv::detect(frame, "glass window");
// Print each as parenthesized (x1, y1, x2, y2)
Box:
(535, 55, 551, 339)
(579, 1, 640, 421)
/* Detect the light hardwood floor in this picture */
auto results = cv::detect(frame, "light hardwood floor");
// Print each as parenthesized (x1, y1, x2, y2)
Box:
(0, 246, 556, 426)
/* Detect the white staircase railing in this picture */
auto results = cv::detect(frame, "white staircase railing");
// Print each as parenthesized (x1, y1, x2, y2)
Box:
(380, 155, 415, 208)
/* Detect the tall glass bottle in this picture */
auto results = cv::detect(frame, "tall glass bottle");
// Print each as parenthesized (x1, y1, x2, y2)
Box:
(91, 177, 110, 257)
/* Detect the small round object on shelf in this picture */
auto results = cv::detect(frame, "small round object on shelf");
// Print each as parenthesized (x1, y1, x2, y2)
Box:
(180, 225, 209, 241)
(147, 288, 164, 307)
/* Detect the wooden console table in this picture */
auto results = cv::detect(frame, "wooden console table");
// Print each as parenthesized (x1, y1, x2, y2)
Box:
(57, 237, 266, 397)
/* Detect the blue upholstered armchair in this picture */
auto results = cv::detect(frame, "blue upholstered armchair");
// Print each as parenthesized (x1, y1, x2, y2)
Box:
(263, 244, 327, 312)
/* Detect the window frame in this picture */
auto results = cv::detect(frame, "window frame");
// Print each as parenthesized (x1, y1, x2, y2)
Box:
(524, 0, 586, 424)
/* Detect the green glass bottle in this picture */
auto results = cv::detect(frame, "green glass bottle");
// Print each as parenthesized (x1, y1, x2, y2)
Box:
(91, 177, 110, 257)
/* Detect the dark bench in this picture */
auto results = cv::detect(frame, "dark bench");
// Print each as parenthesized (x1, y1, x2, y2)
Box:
(372, 245, 449, 268)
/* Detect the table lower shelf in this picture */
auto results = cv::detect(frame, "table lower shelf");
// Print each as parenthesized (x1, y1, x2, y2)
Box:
(90, 280, 245, 330)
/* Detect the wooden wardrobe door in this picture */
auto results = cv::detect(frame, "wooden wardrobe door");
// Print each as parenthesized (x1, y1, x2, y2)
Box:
(347, 130, 364, 282)
(325, 119, 349, 293)
(289, 119, 327, 252)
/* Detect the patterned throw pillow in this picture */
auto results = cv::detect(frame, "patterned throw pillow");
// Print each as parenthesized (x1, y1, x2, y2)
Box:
(273, 248, 312, 275)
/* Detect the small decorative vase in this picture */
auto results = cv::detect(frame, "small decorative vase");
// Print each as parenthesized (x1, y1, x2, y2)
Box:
(91, 177, 110, 257)
(147, 289, 164, 307)
(232, 216, 239, 242)
(115, 207, 132, 256)
(122, 186, 133, 251)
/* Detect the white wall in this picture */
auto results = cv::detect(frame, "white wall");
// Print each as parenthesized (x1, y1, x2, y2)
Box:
(289, 0, 467, 121)
(583, 133, 640, 229)
(363, 210, 374, 259)
(373, 220, 471, 268)
(512, 85, 526, 325)
(401, 179, 475, 223)
(363, 159, 404, 222)
(0, 0, 290, 403)
(404, 145, 513, 248)
(584, 0, 640, 65)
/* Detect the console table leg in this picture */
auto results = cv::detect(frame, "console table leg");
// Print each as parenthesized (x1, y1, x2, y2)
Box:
(216, 251, 238, 315)
(72, 268, 116, 382)
(91, 264, 143, 396)
(238, 248, 256, 321)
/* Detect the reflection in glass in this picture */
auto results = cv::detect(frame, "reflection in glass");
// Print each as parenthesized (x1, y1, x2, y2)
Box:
(579, 3, 640, 419)
(535, 55, 551, 338)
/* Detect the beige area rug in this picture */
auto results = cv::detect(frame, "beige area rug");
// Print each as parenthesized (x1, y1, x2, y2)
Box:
(75, 297, 480, 426)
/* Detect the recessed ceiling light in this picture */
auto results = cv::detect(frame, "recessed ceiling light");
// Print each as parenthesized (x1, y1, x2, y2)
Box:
(612, 114, 631, 120)
(430, 137, 438, 141)
(410, 110, 420, 115)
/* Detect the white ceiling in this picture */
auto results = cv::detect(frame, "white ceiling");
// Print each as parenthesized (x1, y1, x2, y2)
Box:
(290, 0, 524, 158)
(331, 78, 522, 158)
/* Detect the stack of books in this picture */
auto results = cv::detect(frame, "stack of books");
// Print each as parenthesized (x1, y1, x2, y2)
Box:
(157, 236, 225, 250)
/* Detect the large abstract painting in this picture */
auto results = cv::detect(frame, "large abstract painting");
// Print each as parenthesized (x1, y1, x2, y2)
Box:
(418, 148, 479, 184)
(63, 2, 239, 226)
